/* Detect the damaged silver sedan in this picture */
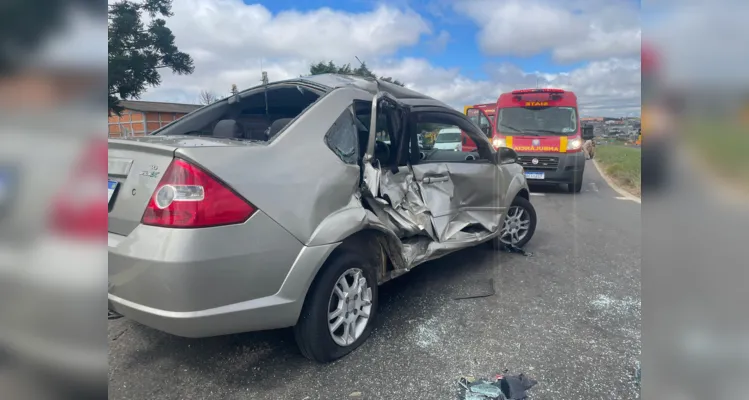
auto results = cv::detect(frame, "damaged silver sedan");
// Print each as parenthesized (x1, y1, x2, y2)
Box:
(107, 74, 537, 362)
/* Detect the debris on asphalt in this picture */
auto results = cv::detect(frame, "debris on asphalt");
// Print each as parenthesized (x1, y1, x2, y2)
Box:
(499, 373, 538, 399)
(470, 383, 503, 398)
(500, 244, 533, 257)
(631, 360, 641, 386)
(454, 278, 496, 300)
(349, 391, 362, 397)
(108, 310, 123, 320)
(457, 372, 538, 399)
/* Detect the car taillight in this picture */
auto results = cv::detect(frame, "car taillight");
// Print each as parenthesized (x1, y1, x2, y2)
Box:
(49, 139, 107, 239)
(141, 159, 256, 228)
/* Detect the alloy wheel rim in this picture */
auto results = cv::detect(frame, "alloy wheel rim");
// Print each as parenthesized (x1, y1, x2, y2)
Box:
(500, 205, 531, 245)
(327, 268, 373, 347)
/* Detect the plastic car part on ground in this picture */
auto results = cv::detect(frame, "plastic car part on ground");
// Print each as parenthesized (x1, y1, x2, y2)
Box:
(457, 372, 538, 399)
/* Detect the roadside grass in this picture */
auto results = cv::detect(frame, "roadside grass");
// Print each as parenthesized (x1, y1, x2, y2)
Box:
(683, 120, 749, 188)
(595, 144, 642, 197)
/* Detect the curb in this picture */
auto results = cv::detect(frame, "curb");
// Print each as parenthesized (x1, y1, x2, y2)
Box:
(591, 159, 641, 204)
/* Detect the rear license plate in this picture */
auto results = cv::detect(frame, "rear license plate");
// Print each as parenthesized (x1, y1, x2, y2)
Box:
(525, 172, 545, 180)
(108, 180, 118, 204)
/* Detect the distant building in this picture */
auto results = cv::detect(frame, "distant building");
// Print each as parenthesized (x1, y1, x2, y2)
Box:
(108, 100, 202, 138)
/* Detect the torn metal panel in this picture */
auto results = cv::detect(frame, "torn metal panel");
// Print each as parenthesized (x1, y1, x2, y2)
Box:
(411, 162, 502, 242)
(361, 162, 501, 270)
(378, 168, 435, 240)
(362, 160, 381, 198)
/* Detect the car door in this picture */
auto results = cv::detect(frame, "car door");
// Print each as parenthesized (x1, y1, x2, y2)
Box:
(464, 107, 493, 152)
(409, 108, 504, 243)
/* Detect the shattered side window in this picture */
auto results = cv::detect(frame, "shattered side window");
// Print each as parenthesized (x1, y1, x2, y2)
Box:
(324, 109, 359, 165)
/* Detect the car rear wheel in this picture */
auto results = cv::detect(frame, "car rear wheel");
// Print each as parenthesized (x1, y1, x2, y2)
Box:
(493, 196, 537, 249)
(293, 251, 378, 363)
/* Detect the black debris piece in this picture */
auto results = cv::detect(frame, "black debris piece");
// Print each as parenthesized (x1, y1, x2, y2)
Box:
(499, 373, 537, 399)
(500, 244, 533, 257)
(108, 310, 123, 320)
(454, 278, 496, 300)
(457, 372, 538, 400)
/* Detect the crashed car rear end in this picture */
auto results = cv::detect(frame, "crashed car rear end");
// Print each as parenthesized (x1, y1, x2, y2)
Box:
(108, 74, 536, 362)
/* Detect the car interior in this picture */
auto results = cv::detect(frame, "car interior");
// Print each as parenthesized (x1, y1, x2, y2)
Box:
(153, 85, 322, 141)
(351, 102, 493, 171)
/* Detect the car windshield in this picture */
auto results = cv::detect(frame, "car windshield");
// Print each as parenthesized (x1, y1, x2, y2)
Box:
(436, 131, 461, 142)
(497, 106, 577, 135)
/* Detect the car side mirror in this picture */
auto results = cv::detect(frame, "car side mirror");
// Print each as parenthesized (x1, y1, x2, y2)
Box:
(494, 147, 518, 165)
(582, 126, 595, 141)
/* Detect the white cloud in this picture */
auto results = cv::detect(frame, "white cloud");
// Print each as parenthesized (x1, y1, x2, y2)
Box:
(427, 30, 451, 53)
(373, 57, 640, 116)
(137, 1, 640, 117)
(167, 0, 430, 61)
(454, 0, 641, 63)
(649, 3, 749, 86)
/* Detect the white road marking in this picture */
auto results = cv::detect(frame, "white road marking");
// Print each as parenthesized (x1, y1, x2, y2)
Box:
(589, 182, 599, 192)
(615, 196, 639, 203)
(530, 192, 545, 196)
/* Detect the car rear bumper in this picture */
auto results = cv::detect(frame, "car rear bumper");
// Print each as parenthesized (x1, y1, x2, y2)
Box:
(107, 211, 338, 338)
(516, 150, 585, 184)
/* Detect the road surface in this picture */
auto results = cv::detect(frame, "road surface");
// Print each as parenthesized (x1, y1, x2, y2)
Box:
(108, 160, 641, 400)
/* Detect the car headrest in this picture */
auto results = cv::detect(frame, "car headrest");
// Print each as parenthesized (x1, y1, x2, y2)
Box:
(213, 119, 244, 138)
(268, 118, 294, 137)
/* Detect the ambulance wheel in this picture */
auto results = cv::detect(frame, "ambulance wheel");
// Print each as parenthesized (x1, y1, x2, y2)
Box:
(568, 179, 583, 193)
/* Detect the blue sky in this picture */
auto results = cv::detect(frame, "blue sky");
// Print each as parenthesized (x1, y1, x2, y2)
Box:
(142, 0, 642, 117)
(252, 0, 636, 79)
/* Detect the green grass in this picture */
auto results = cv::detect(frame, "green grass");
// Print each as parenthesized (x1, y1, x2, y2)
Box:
(595, 144, 642, 197)
(683, 120, 749, 186)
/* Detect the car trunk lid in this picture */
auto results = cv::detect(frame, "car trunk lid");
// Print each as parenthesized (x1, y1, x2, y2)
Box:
(108, 139, 179, 236)
(108, 136, 264, 236)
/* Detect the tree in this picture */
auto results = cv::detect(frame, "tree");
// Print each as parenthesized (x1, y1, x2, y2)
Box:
(198, 89, 218, 105)
(308, 60, 405, 86)
(108, 0, 194, 114)
(230, 84, 239, 95)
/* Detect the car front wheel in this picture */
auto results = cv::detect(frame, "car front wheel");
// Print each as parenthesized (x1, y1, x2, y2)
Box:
(293, 251, 379, 363)
(493, 195, 537, 249)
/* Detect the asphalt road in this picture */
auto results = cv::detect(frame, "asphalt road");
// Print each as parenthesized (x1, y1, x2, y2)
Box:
(108, 160, 641, 400)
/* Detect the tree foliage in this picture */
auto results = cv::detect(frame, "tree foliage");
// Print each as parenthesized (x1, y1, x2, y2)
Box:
(308, 61, 405, 86)
(108, 0, 194, 114)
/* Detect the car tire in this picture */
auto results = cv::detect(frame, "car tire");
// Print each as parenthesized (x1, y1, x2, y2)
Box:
(293, 250, 379, 363)
(567, 179, 583, 193)
(492, 195, 537, 249)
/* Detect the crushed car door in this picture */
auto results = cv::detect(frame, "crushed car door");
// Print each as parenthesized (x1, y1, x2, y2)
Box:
(360, 92, 434, 240)
(409, 109, 503, 243)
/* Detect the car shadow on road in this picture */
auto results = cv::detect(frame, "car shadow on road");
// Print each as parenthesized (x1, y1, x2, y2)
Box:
(110, 243, 514, 393)
(527, 183, 573, 194)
